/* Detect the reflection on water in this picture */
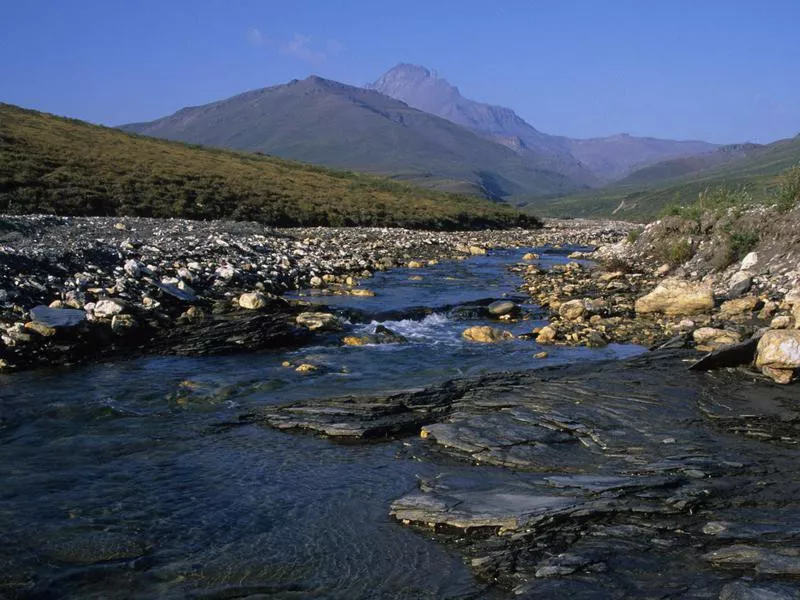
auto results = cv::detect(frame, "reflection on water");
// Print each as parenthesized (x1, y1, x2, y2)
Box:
(0, 246, 643, 598)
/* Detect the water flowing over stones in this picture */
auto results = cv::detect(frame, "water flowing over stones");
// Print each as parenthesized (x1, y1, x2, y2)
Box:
(255, 350, 800, 596)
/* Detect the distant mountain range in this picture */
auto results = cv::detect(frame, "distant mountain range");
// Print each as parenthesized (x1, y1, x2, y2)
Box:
(121, 64, 722, 202)
(522, 136, 800, 220)
(366, 64, 718, 181)
(121, 76, 588, 200)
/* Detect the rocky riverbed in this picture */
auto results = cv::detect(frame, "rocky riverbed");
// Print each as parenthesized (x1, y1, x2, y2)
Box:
(4, 213, 800, 598)
(0, 215, 628, 372)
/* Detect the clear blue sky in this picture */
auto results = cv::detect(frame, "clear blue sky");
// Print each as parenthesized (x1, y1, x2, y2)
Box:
(2, 0, 798, 144)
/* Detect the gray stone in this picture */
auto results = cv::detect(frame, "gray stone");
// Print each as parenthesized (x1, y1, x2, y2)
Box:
(29, 305, 86, 328)
(488, 300, 517, 316)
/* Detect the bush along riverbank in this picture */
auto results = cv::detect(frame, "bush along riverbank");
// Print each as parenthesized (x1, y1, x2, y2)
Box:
(0, 215, 627, 372)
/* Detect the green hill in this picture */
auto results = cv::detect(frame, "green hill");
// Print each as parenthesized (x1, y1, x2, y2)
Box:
(0, 103, 540, 230)
(521, 135, 800, 221)
(121, 76, 589, 200)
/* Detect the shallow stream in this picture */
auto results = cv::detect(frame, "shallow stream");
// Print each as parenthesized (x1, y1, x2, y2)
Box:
(0, 246, 645, 598)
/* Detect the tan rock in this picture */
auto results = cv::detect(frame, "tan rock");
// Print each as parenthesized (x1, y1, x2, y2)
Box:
(533, 351, 549, 359)
(522, 252, 539, 261)
(719, 296, 760, 318)
(349, 288, 376, 297)
(755, 329, 800, 383)
(427, 259, 439, 266)
(468, 246, 487, 256)
(793, 304, 800, 329)
(693, 327, 742, 351)
(758, 301, 778, 320)
(409, 275, 423, 281)
(407, 260, 425, 269)
(635, 278, 714, 316)
(535, 325, 558, 345)
(238, 291, 268, 310)
(461, 325, 514, 343)
(771, 315, 794, 329)
(599, 271, 623, 282)
(295, 363, 318, 374)
(24, 321, 56, 337)
(655, 264, 672, 277)
(559, 299, 586, 321)
(296, 312, 341, 331)
(342, 336, 368, 346)
(94, 298, 127, 318)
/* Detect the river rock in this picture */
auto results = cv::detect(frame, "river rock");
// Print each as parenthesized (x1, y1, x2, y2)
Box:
(296, 312, 341, 331)
(755, 329, 800, 383)
(238, 291, 268, 310)
(469, 246, 487, 255)
(559, 299, 586, 320)
(536, 325, 558, 344)
(693, 328, 742, 352)
(635, 278, 714, 316)
(407, 260, 424, 269)
(462, 326, 514, 343)
(522, 252, 539, 260)
(24, 321, 56, 337)
(702, 544, 800, 576)
(740, 251, 759, 271)
(111, 314, 136, 334)
(771, 315, 794, 329)
(93, 298, 127, 318)
(488, 300, 517, 317)
(719, 296, 760, 318)
(30, 305, 86, 328)
(349, 289, 376, 297)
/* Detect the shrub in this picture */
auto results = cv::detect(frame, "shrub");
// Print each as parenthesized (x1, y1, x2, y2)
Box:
(626, 227, 642, 244)
(660, 238, 694, 267)
(776, 164, 800, 213)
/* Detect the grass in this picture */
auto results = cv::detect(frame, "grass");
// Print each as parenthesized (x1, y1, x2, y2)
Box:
(520, 136, 800, 221)
(0, 103, 541, 230)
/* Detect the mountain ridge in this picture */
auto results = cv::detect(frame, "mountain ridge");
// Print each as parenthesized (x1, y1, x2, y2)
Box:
(121, 75, 588, 200)
(367, 63, 719, 181)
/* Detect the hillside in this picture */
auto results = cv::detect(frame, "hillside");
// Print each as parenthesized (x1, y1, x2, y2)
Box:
(521, 135, 800, 221)
(121, 76, 586, 200)
(368, 64, 718, 181)
(0, 103, 540, 230)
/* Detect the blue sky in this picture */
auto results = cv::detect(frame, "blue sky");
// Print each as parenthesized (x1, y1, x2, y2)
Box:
(1, 0, 798, 144)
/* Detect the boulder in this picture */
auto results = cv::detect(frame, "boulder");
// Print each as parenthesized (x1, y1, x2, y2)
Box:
(771, 315, 794, 329)
(522, 252, 539, 261)
(719, 296, 761, 319)
(559, 299, 586, 321)
(635, 278, 714, 316)
(93, 299, 127, 318)
(468, 246, 487, 256)
(296, 312, 341, 331)
(535, 325, 558, 345)
(462, 325, 514, 343)
(755, 329, 800, 384)
(740, 251, 759, 271)
(407, 260, 425, 269)
(238, 291, 268, 310)
(488, 300, 517, 317)
(693, 327, 742, 352)
(30, 305, 86, 328)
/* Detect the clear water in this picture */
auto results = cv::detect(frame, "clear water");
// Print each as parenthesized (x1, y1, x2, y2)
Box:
(0, 246, 645, 599)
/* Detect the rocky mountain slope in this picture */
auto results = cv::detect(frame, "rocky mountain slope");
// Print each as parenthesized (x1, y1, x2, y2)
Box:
(121, 76, 589, 200)
(0, 103, 539, 230)
(368, 64, 718, 181)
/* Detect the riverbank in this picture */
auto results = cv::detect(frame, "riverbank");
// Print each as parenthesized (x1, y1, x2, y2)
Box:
(0, 215, 631, 372)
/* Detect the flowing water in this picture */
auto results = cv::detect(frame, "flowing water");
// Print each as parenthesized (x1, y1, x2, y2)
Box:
(0, 247, 645, 599)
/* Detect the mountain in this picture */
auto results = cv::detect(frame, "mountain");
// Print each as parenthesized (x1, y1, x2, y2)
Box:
(0, 103, 540, 230)
(520, 135, 800, 221)
(121, 76, 589, 200)
(367, 64, 719, 181)
(616, 143, 764, 186)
